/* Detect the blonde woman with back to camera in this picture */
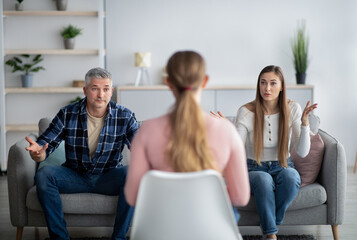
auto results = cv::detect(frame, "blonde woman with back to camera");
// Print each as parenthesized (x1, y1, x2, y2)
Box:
(124, 50, 250, 222)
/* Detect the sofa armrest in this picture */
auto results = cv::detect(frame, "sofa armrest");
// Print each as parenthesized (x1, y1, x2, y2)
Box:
(318, 129, 347, 225)
(7, 134, 38, 227)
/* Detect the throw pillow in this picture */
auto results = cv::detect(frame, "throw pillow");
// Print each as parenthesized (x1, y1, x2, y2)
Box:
(38, 141, 66, 169)
(309, 112, 320, 135)
(291, 133, 324, 187)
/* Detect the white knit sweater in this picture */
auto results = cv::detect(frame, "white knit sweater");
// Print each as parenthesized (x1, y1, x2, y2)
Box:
(235, 101, 310, 162)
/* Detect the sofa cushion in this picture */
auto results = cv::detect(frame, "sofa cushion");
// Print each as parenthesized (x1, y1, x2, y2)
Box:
(39, 117, 52, 135)
(292, 133, 324, 187)
(308, 112, 320, 135)
(26, 186, 118, 214)
(238, 182, 327, 211)
(38, 141, 66, 169)
(38, 117, 66, 169)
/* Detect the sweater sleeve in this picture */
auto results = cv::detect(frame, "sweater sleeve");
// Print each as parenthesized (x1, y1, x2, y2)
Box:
(224, 123, 250, 207)
(291, 102, 310, 158)
(234, 107, 249, 145)
(124, 122, 151, 206)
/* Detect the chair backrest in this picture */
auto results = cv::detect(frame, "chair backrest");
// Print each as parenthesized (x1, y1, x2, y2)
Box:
(130, 170, 242, 240)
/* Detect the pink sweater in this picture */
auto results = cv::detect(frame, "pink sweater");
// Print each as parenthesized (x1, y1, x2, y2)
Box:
(124, 114, 250, 207)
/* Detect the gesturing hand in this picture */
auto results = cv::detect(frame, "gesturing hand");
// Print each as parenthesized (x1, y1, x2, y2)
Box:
(25, 136, 48, 163)
(301, 101, 318, 126)
(210, 110, 227, 119)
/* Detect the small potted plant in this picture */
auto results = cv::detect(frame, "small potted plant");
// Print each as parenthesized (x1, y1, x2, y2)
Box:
(291, 20, 309, 84)
(5, 54, 45, 88)
(52, 0, 68, 11)
(60, 24, 83, 49)
(15, 0, 24, 11)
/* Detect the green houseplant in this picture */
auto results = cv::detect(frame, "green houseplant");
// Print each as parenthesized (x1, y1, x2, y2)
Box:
(5, 54, 45, 88)
(60, 24, 83, 49)
(291, 20, 309, 84)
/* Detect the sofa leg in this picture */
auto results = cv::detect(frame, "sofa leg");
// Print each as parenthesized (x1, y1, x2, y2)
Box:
(35, 227, 40, 239)
(16, 227, 23, 240)
(331, 225, 339, 240)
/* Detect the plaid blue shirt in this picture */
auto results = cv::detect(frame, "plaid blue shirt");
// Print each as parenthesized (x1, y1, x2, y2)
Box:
(37, 97, 139, 174)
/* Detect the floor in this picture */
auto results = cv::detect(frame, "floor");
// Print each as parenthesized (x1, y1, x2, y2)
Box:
(0, 168, 356, 240)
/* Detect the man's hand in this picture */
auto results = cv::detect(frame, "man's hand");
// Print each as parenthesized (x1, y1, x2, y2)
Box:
(25, 136, 48, 163)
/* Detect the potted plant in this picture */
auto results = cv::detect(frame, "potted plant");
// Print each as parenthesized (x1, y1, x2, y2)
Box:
(291, 20, 309, 84)
(60, 24, 83, 49)
(5, 54, 45, 88)
(52, 0, 68, 11)
(15, 0, 24, 11)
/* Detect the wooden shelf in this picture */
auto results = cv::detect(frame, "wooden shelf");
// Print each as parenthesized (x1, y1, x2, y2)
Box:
(6, 124, 38, 132)
(3, 11, 98, 17)
(5, 87, 84, 94)
(4, 49, 100, 55)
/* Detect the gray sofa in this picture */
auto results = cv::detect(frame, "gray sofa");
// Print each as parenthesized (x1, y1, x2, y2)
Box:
(237, 128, 346, 240)
(7, 118, 346, 240)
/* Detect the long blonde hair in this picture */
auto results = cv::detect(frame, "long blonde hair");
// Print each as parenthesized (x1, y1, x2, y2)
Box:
(247, 65, 290, 167)
(165, 51, 216, 172)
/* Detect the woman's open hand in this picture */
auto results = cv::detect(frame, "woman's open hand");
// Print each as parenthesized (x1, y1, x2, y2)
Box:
(210, 110, 226, 119)
(301, 101, 318, 126)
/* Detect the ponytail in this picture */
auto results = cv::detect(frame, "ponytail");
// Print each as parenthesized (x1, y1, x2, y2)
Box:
(166, 51, 216, 172)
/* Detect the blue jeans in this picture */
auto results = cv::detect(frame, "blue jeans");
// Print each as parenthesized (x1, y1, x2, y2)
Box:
(247, 158, 301, 235)
(35, 165, 133, 240)
(232, 207, 240, 223)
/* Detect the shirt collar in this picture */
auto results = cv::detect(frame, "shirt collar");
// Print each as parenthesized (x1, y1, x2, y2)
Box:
(79, 97, 114, 118)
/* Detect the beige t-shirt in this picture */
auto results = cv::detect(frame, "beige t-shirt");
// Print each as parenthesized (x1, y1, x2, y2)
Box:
(87, 110, 106, 159)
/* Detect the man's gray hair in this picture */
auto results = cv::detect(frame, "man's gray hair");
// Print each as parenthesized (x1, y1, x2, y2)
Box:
(85, 67, 112, 87)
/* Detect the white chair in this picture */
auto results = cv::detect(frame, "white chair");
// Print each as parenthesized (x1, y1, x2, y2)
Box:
(130, 170, 243, 240)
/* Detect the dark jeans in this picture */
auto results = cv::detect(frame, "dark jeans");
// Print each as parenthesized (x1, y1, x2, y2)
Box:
(35, 165, 133, 240)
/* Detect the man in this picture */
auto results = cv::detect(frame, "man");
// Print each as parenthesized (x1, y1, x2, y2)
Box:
(25, 67, 139, 240)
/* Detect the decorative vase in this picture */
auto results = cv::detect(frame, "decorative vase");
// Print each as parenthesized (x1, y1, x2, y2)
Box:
(21, 74, 33, 88)
(295, 73, 306, 85)
(64, 38, 75, 49)
(15, 3, 23, 11)
(56, 0, 68, 11)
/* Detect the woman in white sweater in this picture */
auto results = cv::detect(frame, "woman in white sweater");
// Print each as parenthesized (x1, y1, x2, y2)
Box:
(236, 65, 317, 239)
(213, 65, 317, 240)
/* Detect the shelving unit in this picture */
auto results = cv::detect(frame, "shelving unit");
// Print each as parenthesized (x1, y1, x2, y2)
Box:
(6, 124, 38, 132)
(0, 1, 105, 171)
(5, 87, 84, 94)
(4, 87, 85, 134)
(3, 10, 98, 17)
(4, 49, 100, 55)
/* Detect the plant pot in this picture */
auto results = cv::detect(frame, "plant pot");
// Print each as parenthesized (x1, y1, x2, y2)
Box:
(56, 0, 68, 11)
(295, 73, 306, 85)
(15, 3, 23, 11)
(64, 38, 75, 49)
(21, 74, 33, 88)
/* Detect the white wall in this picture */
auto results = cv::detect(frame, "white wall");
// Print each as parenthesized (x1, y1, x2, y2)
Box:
(106, 0, 357, 166)
(2, 0, 356, 167)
